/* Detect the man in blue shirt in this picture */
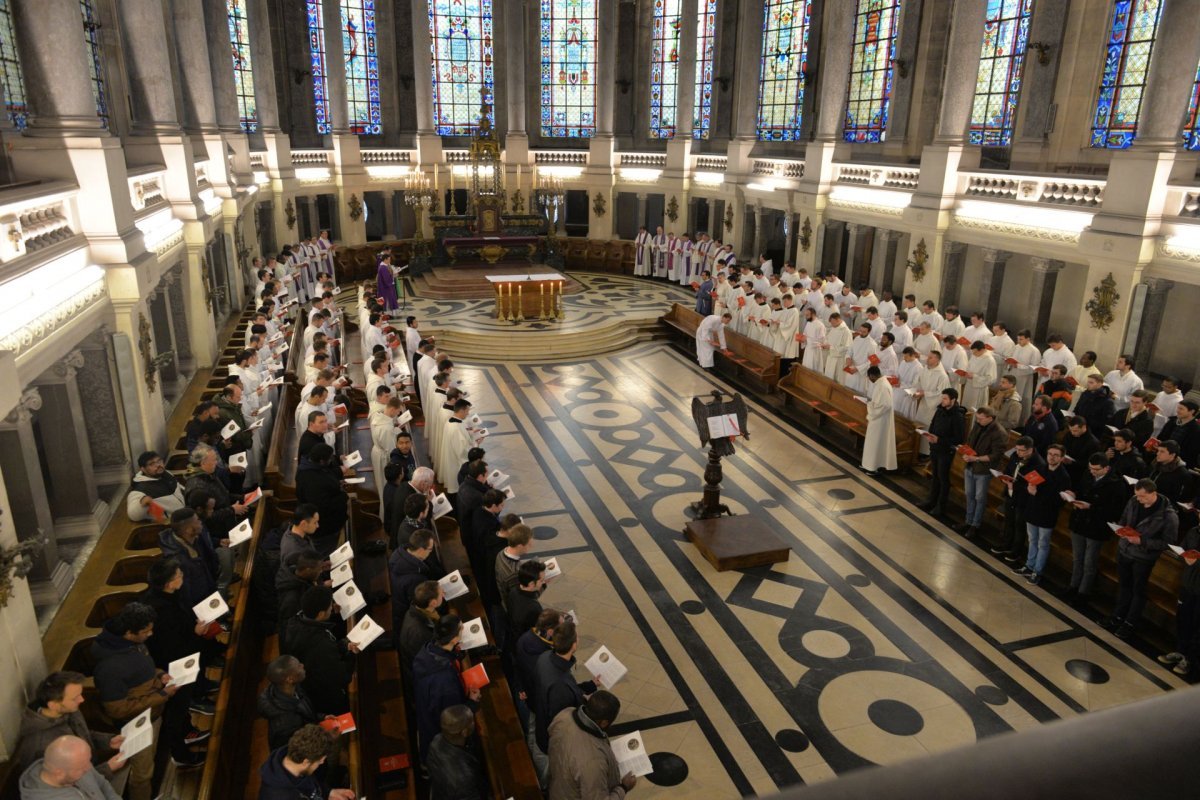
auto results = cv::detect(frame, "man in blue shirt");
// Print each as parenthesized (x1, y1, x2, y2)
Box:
(695, 270, 714, 316)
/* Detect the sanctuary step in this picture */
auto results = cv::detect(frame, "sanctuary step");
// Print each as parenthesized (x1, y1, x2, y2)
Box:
(410, 264, 584, 300)
(428, 319, 661, 361)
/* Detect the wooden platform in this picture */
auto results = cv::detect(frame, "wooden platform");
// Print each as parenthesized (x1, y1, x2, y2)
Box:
(411, 264, 584, 300)
(684, 516, 790, 571)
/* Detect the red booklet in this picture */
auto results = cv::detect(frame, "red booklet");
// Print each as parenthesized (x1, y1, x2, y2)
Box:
(1114, 526, 1140, 540)
(690, 281, 700, 290)
(956, 336, 971, 346)
(736, 296, 746, 308)
(886, 375, 900, 387)
(147, 500, 166, 522)
(379, 754, 410, 773)
(954, 368, 969, 377)
(1024, 470, 1045, 486)
(1004, 357, 1019, 366)
(868, 354, 881, 366)
(957, 445, 976, 457)
(320, 712, 357, 735)
(1180, 549, 1200, 560)
(462, 663, 489, 693)
(1147, 403, 1161, 414)
(243, 487, 263, 506)
(1065, 376, 1079, 387)
(984, 344, 994, 351)
(795, 333, 805, 343)
(1144, 437, 1160, 451)
(843, 366, 855, 374)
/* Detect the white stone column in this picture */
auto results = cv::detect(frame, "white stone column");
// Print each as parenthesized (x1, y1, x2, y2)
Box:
(11, 0, 104, 136)
(502, 0, 528, 187)
(796, 3, 855, 212)
(1132, 0, 1200, 149)
(588, 0, 618, 173)
(725, 0, 764, 179)
(202, 0, 251, 186)
(117, 0, 182, 134)
(412, 0, 443, 166)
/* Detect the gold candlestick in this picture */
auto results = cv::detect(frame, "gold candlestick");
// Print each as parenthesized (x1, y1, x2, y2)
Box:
(516, 283, 524, 321)
(557, 280, 565, 320)
(539, 282, 546, 319)
(495, 283, 503, 320)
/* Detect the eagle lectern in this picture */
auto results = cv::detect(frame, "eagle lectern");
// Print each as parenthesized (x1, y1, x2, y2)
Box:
(684, 390, 790, 572)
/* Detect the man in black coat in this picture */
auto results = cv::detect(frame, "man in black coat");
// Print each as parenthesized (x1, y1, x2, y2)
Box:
(256, 655, 325, 751)
(1160, 400, 1200, 469)
(533, 622, 594, 753)
(991, 437, 1045, 563)
(469, 489, 507, 586)
(389, 530, 443, 634)
(507, 561, 547, 646)
(1073, 376, 1116, 438)
(456, 459, 491, 540)
(1147, 441, 1196, 502)
(399, 580, 442, 687)
(295, 444, 349, 556)
(1064, 453, 1129, 604)
(282, 587, 359, 716)
(426, 705, 487, 800)
(918, 388, 966, 516)
(1062, 416, 1102, 488)
(1107, 429, 1149, 481)
(1022, 395, 1060, 457)
(276, 552, 325, 650)
(157, 508, 220, 607)
(1109, 391, 1155, 449)
(413, 616, 480, 763)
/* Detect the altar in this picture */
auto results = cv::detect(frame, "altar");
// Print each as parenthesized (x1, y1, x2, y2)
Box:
(443, 235, 540, 265)
(486, 274, 567, 321)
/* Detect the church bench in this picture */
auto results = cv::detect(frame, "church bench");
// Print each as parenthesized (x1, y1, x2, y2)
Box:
(433, 517, 541, 800)
(103, 556, 156, 587)
(778, 365, 922, 468)
(659, 303, 781, 392)
(84, 593, 139, 629)
(126, 524, 166, 550)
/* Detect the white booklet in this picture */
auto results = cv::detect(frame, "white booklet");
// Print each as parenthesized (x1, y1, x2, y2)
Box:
(432, 492, 452, 520)
(503, 486, 515, 500)
(585, 646, 628, 688)
(342, 451, 363, 468)
(459, 617, 488, 650)
(253, 402, 273, 417)
(397, 410, 413, 426)
(220, 420, 241, 439)
(118, 709, 155, 760)
(229, 452, 248, 470)
(468, 413, 483, 428)
(168, 652, 202, 687)
(228, 518, 253, 547)
(343, 477, 366, 485)
(347, 615, 384, 649)
(610, 731, 654, 777)
(330, 560, 354, 588)
(333, 581, 366, 620)
(439, 569, 469, 600)
(193, 591, 229, 624)
(488, 469, 510, 488)
(542, 557, 563, 581)
(329, 541, 354, 567)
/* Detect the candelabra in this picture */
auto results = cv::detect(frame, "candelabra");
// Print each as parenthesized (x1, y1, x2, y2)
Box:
(403, 172, 436, 243)
(537, 175, 566, 261)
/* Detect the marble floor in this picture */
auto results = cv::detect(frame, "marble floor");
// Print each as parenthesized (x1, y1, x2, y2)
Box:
(436, 342, 1187, 799)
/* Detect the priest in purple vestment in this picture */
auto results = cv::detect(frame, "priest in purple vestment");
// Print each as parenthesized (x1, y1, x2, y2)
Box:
(377, 254, 398, 311)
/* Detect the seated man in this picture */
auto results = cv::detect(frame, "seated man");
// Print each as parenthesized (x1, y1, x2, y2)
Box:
(258, 725, 355, 800)
(257, 655, 323, 752)
(16, 673, 126, 789)
(126, 451, 186, 522)
(18, 735, 121, 800)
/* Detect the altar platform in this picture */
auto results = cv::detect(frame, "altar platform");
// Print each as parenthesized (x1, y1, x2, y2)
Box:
(410, 264, 584, 300)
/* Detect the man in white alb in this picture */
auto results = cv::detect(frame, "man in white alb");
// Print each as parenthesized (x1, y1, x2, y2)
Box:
(799, 307, 827, 373)
(821, 313, 852, 381)
(696, 312, 732, 370)
(633, 226, 651, 277)
(651, 226, 668, 278)
(1103, 354, 1144, 411)
(862, 366, 898, 476)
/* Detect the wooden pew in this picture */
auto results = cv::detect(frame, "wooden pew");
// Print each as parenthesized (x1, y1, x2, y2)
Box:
(777, 365, 922, 468)
(659, 303, 781, 392)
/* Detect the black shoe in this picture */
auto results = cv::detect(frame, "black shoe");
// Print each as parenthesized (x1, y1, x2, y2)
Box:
(1011, 565, 1032, 576)
(171, 751, 207, 769)
(1115, 622, 1135, 640)
(1003, 553, 1022, 564)
(188, 700, 216, 716)
(989, 545, 1008, 555)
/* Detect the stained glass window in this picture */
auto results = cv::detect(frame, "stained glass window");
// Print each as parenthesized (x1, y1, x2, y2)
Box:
(843, 0, 901, 143)
(756, 0, 813, 141)
(649, 0, 719, 140)
(226, 0, 257, 133)
(307, 1, 332, 134)
(540, 0, 597, 138)
(1091, 0, 1162, 148)
(341, 0, 381, 134)
(1183, 60, 1200, 150)
(0, 0, 27, 129)
(79, 0, 108, 129)
(968, 0, 1032, 146)
(693, 0, 717, 139)
(429, 0, 494, 136)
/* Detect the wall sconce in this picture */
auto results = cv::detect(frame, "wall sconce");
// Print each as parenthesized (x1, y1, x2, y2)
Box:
(891, 58, 909, 79)
(716, 76, 731, 92)
(1029, 42, 1053, 65)
(615, 79, 631, 95)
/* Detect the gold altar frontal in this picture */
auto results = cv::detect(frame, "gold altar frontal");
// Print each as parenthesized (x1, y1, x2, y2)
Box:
(487, 274, 566, 321)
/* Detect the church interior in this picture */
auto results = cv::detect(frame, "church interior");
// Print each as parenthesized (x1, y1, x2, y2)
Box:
(0, 0, 1199, 797)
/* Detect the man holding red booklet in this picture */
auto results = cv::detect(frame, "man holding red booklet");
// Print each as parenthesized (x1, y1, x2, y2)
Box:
(1104, 478, 1179, 640)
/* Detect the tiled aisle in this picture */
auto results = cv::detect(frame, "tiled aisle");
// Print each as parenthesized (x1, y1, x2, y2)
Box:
(448, 343, 1185, 798)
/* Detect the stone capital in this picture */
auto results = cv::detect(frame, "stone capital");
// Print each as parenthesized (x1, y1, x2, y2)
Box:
(981, 248, 1013, 264)
(52, 349, 85, 380)
(943, 240, 967, 257)
(5, 388, 42, 424)
(1029, 257, 1065, 272)
(1142, 277, 1175, 294)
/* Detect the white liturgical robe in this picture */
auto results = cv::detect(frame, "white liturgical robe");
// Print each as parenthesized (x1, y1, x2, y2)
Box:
(369, 409, 396, 500)
(800, 319, 827, 372)
(695, 314, 727, 368)
(634, 231, 651, 276)
(437, 418, 474, 492)
(862, 378, 898, 472)
(775, 306, 801, 359)
(843, 335, 879, 394)
(963, 354, 997, 411)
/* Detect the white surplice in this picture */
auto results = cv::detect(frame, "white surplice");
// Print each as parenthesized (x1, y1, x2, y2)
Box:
(862, 378, 898, 472)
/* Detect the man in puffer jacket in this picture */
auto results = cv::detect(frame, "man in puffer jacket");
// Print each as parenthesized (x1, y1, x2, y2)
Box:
(1106, 478, 1179, 639)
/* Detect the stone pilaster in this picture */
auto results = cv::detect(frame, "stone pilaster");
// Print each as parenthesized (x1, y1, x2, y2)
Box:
(118, 0, 182, 134)
(820, 220, 847, 277)
(76, 333, 130, 485)
(880, 230, 903, 294)
(11, 0, 105, 136)
(1131, 0, 1200, 149)
(978, 248, 1012, 325)
(1131, 278, 1175, 373)
(247, 0, 281, 132)
(170, 0, 219, 134)
(940, 241, 968, 310)
(1028, 257, 1065, 342)
(845, 223, 874, 289)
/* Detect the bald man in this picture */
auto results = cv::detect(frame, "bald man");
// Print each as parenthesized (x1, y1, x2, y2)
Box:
(18, 735, 121, 799)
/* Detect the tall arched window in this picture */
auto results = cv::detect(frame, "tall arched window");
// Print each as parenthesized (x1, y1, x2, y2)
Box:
(968, 0, 1033, 147)
(1183, 61, 1200, 150)
(341, 0, 381, 134)
(306, 1, 332, 133)
(649, 0, 719, 140)
(540, 0, 597, 138)
(756, 0, 812, 142)
(226, 0, 257, 133)
(429, 0, 494, 136)
(0, 0, 27, 129)
(843, 0, 901, 143)
(79, 0, 108, 128)
(1091, 0, 1162, 148)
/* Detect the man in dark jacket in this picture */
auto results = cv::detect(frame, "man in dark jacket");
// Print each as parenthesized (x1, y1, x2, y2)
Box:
(295, 444, 349, 556)
(1160, 399, 1200, 468)
(399, 580, 443, 687)
(991, 437, 1044, 563)
(391, 492, 431, 551)
(214, 383, 254, 457)
(1061, 416, 1102, 487)
(258, 725, 354, 800)
(389, 530, 443, 634)
(426, 705, 487, 800)
(16, 672, 125, 783)
(1157, 524, 1200, 678)
(281, 504, 323, 566)
(1107, 429, 1149, 481)
(470, 490, 507, 590)
(413, 616, 481, 763)
(1064, 453, 1129, 605)
(1109, 390, 1155, 449)
(533, 621, 592, 754)
(1147, 440, 1195, 502)
(158, 509, 219, 607)
(957, 406, 1010, 538)
(1013, 443, 1071, 585)
(1022, 395, 1059, 457)
(257, 655, 327, 752)
(277, 552, 326, 650)
(514, 610, 561, 704)
(507, 561, 547, 646)
(918, 388, 966, 516)
(1106, 479, 1180, 639)
(282, 588, 359, 716)
(456, 459, 490, 538)
(1074, 376, 1116, 438)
